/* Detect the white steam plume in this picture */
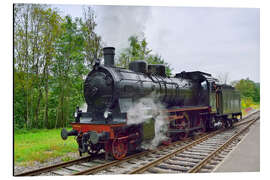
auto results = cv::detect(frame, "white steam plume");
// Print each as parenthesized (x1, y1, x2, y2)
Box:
(94, 5, 151, 53)
(126, 94, 169, 149)
(80, 103, 88, 112)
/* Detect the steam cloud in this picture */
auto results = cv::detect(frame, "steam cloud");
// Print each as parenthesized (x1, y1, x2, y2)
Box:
(94, 5, 151, 53)
(127, 94, 169, 149)
(80, 103, 88, 112)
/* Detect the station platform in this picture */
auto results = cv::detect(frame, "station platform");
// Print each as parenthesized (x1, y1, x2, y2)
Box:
(214, 119, 260, 172)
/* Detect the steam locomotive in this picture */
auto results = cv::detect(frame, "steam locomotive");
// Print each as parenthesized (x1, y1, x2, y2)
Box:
(61, 47, 242, 160)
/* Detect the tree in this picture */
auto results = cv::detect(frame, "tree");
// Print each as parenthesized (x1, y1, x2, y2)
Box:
(14, 4, 31, 128)
(14, 4, 51, 128)
(41, 8, 62, 128)
(233, 78, 260, 103)
(52, 15, 84, 128)
(80, 7, 103, 68)
(14, 4, 103, 129)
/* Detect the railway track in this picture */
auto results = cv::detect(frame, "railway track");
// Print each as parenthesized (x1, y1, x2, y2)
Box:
(15, 136, 195, 176)
(15, 110, 259, 176)
(130, 115, 259, 174)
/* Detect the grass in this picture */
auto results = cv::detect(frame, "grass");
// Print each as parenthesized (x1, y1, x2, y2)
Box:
(14, 128, 78, 166)
(241, 98, 260, 116)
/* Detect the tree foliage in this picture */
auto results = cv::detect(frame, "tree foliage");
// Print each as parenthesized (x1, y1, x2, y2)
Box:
(233, 78, 260, 103)
(14, 4, 103, 129)
(117, 35, 173, 76)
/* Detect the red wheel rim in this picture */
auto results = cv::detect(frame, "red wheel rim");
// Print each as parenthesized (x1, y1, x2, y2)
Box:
(112, 139, 127, 160)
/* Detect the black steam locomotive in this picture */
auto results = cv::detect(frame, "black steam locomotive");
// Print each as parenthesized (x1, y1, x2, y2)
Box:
(61, 47, 242, 159)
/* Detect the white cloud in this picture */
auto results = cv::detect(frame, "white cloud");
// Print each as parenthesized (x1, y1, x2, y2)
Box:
(52, 5, 260, 82)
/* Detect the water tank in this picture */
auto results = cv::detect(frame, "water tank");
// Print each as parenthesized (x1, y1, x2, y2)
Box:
(129, 60, 148, 73)
(148, 64, 166, 77)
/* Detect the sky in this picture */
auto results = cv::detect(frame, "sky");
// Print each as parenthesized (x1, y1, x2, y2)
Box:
(53, 4, 260, 83)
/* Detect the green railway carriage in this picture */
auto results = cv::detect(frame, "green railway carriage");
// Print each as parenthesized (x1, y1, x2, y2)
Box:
(209, 84, 241, 116)
(217, 86, 241, 116)
(208, 82, 242, 129)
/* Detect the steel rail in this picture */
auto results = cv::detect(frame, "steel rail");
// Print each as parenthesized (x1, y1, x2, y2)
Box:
(15, 134, 198, 176)
(72, 137, 195, 175)
(128, 113, 259, 174)
(15, 110, 259, 176)
(188, 117, 259, 173)
(128, 130, 222, 174)
(15, 155, 92, 176)
(72, 151, 146, 175)
(70, 111, 260, 175)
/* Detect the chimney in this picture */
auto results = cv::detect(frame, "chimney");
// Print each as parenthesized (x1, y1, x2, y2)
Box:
(103, 47, 115, 67)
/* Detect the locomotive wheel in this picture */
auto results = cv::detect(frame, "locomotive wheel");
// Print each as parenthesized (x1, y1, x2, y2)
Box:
(228, 119, 233, 128)
(224, 119, 232, 128)
(198, 119, 206, 133)
(178, 131, 188, 140)
(111, 139, 128, 160)
(177, 115, 190, 140)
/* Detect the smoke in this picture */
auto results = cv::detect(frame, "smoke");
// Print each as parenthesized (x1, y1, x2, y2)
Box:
(126, 94, 169, 149)
(80, 103, 88, 112)
(93, 5, 152, 53)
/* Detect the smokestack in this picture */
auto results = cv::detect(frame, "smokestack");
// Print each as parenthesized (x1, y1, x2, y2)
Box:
(103, 47, 115, 67)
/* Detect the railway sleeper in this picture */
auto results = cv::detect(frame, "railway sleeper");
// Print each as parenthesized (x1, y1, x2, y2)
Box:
(188, 149, 214, 153)
(80, 162, 101, 167)
(165, 159, 196, 167)
(175, 154, 204, 159)
(194, 144, 222, 148)
(127, 160, 138, 164)
(182, 151, 209, 156)
(194, 144, 219, 148)
(157, 164, 189, 172)
(115, 164, 125, 168)
(148, 167, 177, 174)
(190, 147, 216, 152)
(146, 158, 157, 162)
(208, 160, 220, 165)
(186, 149, 213, 155)
(200, 142, 224, 145)
(212, 156, 224, 161)
(103, 169, 114, 173)
(171, 156, 201, 163)
(198, 168, 211, 173)
(64, 165, 89, 172)
(52, 168, 73, 176)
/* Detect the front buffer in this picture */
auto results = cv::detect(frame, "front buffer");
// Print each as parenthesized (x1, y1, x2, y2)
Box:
(61, 123, 142, 160)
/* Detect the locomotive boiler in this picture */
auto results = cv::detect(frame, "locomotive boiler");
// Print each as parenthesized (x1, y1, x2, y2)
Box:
(61, 47, 242, 159)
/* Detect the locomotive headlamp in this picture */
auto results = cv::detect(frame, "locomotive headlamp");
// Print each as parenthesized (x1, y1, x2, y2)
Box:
(74, 106, 81, 123)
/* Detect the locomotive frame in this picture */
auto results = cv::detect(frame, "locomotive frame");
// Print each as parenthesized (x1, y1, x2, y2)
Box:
(61, 47, 242, 160)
